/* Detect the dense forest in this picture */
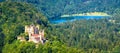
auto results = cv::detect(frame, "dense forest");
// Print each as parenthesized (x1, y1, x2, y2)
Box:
(12, 0, 120, 18)
(0, 1, 81, 53)
(0, 0, 120, 53)
(47, 11, 120, 52)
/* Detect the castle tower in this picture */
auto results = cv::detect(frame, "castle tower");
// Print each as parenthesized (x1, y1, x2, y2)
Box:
(39, 30, 44, 38)
(23, 24, 46, 44)
(25, 26, 29, 33)
(36, 25, 39, 30)
(30, 25, 35, 34)
(41, 30, 44, 38)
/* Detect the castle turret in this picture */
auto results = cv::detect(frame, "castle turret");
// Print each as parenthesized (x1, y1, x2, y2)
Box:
(25, 26, 29, 33)
(41, 30, 44, 38)
(36, 25, 39, 30)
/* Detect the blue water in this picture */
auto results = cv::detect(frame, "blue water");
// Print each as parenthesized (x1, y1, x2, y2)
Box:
(50, 16, 109, 24)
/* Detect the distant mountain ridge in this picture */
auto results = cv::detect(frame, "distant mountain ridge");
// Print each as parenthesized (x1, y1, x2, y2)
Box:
(5, 0, 120, 18)
(10, 0, 120, 18)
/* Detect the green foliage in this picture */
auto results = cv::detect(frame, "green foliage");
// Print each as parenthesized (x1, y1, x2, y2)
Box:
(0, 1, 48, 53)
(112, 45, 120, 53)
(2, 40, 82, 53)
(35, 40, 83, 53)
(46, 8, 120, 52)
(0, 28, 4, 53)
(12, 0, 120, 18)
(0, 1, 81, 53)
(0, 1, 48, 44)
(1, 0, 120, 53)
(2, 41, 36, 53)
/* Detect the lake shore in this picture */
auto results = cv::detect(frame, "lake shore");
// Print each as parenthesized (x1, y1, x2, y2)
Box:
(61, 12, 110, 17)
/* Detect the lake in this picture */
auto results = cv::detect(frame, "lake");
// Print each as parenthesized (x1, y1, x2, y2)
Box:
(49, 16, 109, 24)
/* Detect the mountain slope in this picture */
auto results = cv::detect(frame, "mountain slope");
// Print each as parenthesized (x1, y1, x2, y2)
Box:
(0, 1, 82, 53)
(0, 1, 48, 52)
(12, 0, 120, 18)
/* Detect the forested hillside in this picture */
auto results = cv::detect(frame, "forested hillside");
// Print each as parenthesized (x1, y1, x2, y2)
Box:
(0, 1, 82, 53)
(0, 1, 48, 52)
(46, 9, 120, 52)
(1, 0, 120, 53)
(12, 0, 120, 18)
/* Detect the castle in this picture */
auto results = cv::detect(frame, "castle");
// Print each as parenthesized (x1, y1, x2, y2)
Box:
(17, 24, 46, 44)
